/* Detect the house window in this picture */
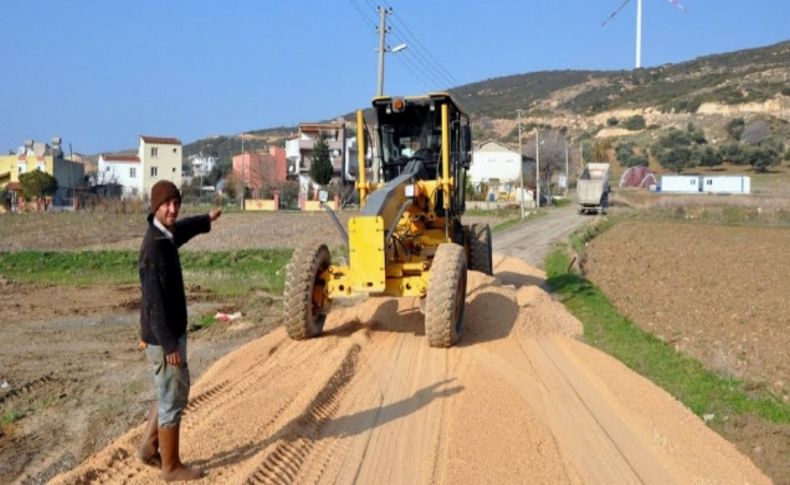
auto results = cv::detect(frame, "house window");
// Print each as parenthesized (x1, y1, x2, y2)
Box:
(172, 167, 176, 173)
(37, 162, 46, 171)
(151, 166, 158, 177)
(151, 147, 159, 157)
(172, 148, 177, 153)
(18, 163, 26, 174)
(105, 166, 111, 172)
(130, 167, 137, 178)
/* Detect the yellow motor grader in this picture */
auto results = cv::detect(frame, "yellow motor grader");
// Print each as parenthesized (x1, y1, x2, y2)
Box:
(283, 93, 492, 347)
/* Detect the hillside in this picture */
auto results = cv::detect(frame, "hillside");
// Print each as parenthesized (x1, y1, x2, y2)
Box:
(93, 40, 790, 176)
(453, 40, 790, 119)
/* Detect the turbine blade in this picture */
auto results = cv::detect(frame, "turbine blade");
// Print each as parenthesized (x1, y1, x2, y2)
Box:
(602, 0, 632, 27)
(667, 0, 686, 11)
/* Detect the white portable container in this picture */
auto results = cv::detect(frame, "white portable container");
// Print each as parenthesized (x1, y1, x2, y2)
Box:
(702, 176, 751, 194)
(660, 175, 700, 193)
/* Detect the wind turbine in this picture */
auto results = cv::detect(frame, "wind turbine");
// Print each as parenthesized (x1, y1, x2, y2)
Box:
(602, 0, 686, 69)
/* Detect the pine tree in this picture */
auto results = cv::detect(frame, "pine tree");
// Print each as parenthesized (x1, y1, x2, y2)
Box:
(309, 137, 333, 186)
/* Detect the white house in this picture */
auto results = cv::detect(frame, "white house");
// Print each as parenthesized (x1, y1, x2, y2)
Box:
(470, 141, 533, 185)
(97, 154, 142, 198)
(285, 121, 347, 197)
(95, 135, 182, 200)
(188, 153, 217, 177)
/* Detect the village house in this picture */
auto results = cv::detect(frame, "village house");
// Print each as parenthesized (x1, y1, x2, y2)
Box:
(232, 146, 288, 196)
(139, 135, 182, 197)
(96, 154, 141, 198)
(470, 140, 535, 201)
(0, 138, 84, 208)
(96, 135, 182, 200)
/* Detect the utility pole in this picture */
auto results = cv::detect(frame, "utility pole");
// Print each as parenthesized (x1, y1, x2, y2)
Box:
(535, 128, 540, 209)
(376, 6, 392, 97)
(240, 135, 245, 210)
(374, 6, 394, 184)
(565, 142, 569, 197)
(518, 112, 525, 218)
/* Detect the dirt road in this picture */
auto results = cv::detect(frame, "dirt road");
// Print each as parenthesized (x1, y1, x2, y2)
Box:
(52, 256, 767, 484)
(493, 206, 588, 267)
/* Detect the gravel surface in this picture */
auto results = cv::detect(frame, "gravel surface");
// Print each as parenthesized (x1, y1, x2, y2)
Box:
(493, 206, 588, 267)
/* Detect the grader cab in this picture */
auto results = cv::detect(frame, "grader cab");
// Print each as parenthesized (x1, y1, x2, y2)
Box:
(283, 93, 492, 347)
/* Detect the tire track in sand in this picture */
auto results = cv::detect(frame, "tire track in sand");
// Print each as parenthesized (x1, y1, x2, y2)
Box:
(51, 257, 771, 485)
(245, 343, 360, 484)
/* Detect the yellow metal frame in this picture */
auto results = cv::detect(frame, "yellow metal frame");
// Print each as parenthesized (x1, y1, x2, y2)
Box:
(326, 97, 461, 300)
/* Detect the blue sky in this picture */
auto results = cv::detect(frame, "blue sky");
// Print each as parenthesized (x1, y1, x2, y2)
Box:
(1, 0, 788, 154)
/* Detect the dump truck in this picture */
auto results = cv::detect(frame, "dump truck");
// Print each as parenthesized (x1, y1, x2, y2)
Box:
(576, 162, 610, 215)
(283, 93, 492, 348)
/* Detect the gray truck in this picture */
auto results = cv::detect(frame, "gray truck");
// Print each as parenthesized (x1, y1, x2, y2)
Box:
(577, 163, 610, 215)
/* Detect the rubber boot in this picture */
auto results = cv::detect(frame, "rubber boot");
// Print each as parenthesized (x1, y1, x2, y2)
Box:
(158, 424, 205, 481)
(138, 401, 161, 467)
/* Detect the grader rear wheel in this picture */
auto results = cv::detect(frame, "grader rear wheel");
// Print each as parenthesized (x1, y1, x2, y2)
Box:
(283, 243, 331, 340)
(425, 243, 467, 348)
(468, 223, 493, 275)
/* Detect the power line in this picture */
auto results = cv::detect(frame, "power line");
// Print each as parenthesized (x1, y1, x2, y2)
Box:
(346, 0, 451, 93)
(391, 54, 432, 93)
(389, 29, 453, 89)
(360, 1, 457, 90)
(346, 0, 377, 28)
(389, 19, 458, 87)
(381, 1, 459, 87)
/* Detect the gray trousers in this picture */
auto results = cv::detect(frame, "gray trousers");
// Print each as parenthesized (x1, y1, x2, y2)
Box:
(145, 334, 190, 427)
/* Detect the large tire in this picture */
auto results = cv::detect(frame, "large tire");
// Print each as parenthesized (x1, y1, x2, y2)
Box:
(467, 223, 493, 275)
(425, 243, 467, 348)
(283, 243, 331, 340)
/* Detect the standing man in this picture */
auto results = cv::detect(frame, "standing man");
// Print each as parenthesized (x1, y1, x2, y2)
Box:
(137, 180, 221, 481)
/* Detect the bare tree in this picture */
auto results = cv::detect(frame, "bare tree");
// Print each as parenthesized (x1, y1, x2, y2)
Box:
(523, 129, 568, 203)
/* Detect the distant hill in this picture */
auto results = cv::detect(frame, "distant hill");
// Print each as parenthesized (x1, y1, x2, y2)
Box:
(451, 40, 790, 119)
(94, 40, 789, 174)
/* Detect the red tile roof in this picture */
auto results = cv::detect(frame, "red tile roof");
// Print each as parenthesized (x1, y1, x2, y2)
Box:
(140, 135, 182, 145)
(101, 154, 140, 163)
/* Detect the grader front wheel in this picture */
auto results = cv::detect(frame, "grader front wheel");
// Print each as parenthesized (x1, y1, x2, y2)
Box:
(468, 223, 493, 276)
(425, 243, 468, 348)
(283, 243, 331, 340)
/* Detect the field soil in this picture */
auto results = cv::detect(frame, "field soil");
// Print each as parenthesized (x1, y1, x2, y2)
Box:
(585, 220, 790, 480)
(0, 280, 280, 483)
(48, 256, 768, 484)
(0, 211, 507, 252)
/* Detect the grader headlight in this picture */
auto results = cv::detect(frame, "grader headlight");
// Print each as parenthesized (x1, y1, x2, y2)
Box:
(404, 184, 417, 198)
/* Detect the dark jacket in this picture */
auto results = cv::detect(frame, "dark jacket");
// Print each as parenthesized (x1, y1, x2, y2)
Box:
(139, 213, 211, 353)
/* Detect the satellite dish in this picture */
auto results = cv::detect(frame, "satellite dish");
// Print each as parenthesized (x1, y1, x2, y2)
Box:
(33, 142, 46, 157)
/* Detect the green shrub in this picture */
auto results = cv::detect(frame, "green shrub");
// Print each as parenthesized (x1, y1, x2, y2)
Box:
(622, 115, 646, 131)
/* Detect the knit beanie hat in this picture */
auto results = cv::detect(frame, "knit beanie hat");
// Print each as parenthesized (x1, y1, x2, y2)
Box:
(150, 180, 181, 213)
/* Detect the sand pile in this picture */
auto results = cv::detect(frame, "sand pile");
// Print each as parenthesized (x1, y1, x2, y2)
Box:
(51, 256, 768, 485)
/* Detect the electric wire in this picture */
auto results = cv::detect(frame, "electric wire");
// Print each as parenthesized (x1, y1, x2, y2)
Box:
(386, 15, 458, 85)
(381, 0, 459, 87)
(348, 0, 439, 91)
(346, 0, 377, 28)
(361, 0, 457, 90)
